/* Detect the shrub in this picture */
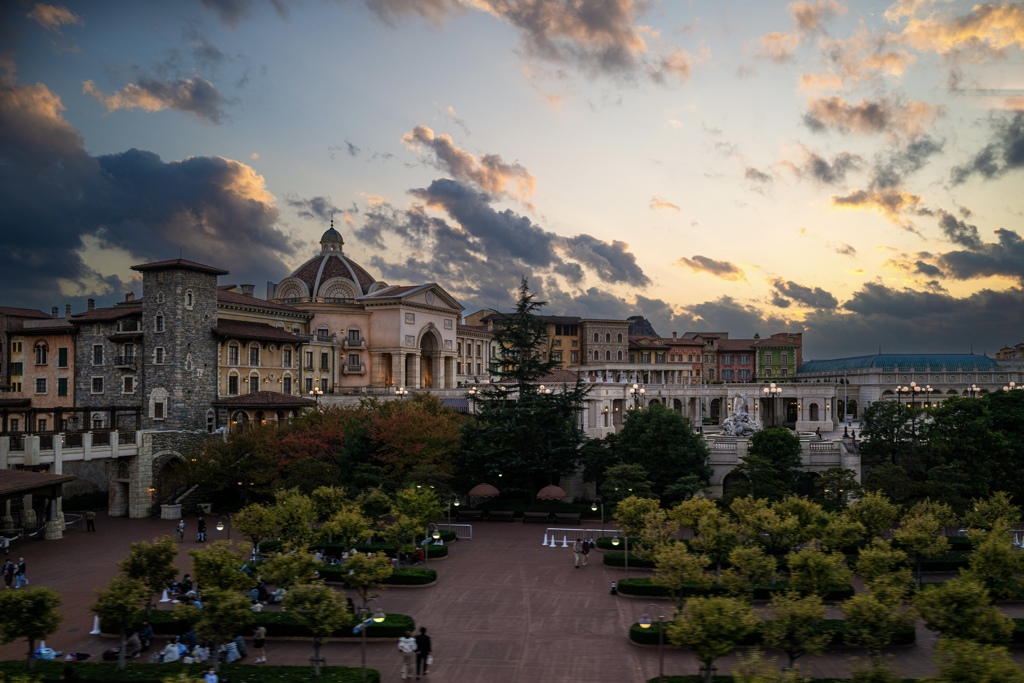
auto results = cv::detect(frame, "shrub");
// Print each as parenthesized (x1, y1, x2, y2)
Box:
(0, 661, 380, 682)
(615, 578, 854, 602)
(112, 610, 414, 639)
(628, 619, 914, 648)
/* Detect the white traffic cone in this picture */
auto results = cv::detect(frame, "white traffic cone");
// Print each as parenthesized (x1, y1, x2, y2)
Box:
(542, 532, 548, 546)
(562, 535, 569, 548)
(159, 589, 171, 603)
(90, 616, 101, 635)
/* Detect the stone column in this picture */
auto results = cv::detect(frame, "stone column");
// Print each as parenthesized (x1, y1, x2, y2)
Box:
(410, 355, 422, 389)
(83, 431, 93, 461)
(392, 353, 406, 389)
(21, 495, 37, 528)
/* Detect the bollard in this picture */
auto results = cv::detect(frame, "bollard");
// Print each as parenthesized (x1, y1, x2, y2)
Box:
(561, 535, 569, 548)
(90, 616, 101, 635)
(542, 532, 548, 546)
(610, 582, 617, 595)
(159, 589, 171, 603)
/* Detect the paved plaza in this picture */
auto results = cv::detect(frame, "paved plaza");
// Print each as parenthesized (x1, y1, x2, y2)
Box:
(1, 506, 1023, 681)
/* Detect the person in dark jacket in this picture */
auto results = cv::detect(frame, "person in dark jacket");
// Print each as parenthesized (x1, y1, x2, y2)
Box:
(414, 626, 432, 678)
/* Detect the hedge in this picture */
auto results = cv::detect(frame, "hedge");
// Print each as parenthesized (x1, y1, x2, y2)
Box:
(628, 618, 915, 648)
(0, 661, 380, 683)
(603, 552, 656, 569)
(318, 566, 437, 586)
(108, 610, 415, 640)
(615, 577, 855, 601)
(258, 539, 454, 556)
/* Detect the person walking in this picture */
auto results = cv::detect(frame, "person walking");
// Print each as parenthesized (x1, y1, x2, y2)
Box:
(252, 625, 267, 663)
(196, 517, 207, 543)
(85, 510, 96, 532)
(572, 538, 582, 568)
(580, 538, 590, 567)
(398, 630, 417, 680)
(176, 519, 185, 543)
(414, 626, 432, 678)
(2, 559, 14, 589)
(14, 557, 28, 588)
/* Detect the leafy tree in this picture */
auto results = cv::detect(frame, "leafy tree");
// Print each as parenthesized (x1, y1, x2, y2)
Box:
(343, 552, 394, 609)
(720, 546, 777, 598)
(914, 576, 1014, 644)
(893, 508, 951, 586)
(600, 463, 655, 502)
(652, 542, 711, 609)
(841, 592, 914, 662)
(118, 536, 178, 613)
(457, 279, 590, 497)
(732, 649, 810, 683)
(854, 540, 912, 594)
(962, 491, 1022, 531)
(380, 486, 444, 561)
(260, 550, 320, 589)
(310, 485, 350, 521)
(687, 506, 740, 578)
(233, 503, 277, 553)
(194, 424, 288, 505)
(356, 487, 393, 522)
(189, 541, 255, 592)
(670, 497, 719, 532)
(729, 428, 803, 501)
(367, 394, 461, 485)
(964, 523, 1024, 600)
(860, 400, 914, 467)
(762, 592, 830, 670)
(930, 638, 1024, 683)
(177, 589, 252, 673)
(92, 577, 149, 671)
(272, 488, 319, 549)
(320, 504, 373, 547)
(283, 582, 352, 676)
(667, 596, 759, 683)
(817, 512, 865, 554)
(0, 586, 62, 670)
(729, 497, 807, 556)
(614, 496, 662, 539)
(785, 547, 851, 596)
(773, 497, 830, 539)
(846, 491, 901, 541)
(610, 403, 711, 503)
(813, 467, 864, 511)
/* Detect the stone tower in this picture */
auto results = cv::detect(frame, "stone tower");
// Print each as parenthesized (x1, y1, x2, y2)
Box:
(130, 259, 228, 431)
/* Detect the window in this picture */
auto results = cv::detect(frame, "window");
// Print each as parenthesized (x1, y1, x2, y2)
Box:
(10, 419, 19, 432)
(228, 345, 240, 365)
(283, 348, 292, 367)
(722, 354, 734, 365)
(57, 377, 68, 396)
(305, 377, 313, 393)
(249, 346, 260, 367)
(553, 339, 562, 347)
(605, 333, 611, 343)
(305, 350, 314, 369)
(93, 344, 104, 366)
(687, 355, 693, 362)
(317, 326, 329, 339)
(11, 341, 21, 353)
(122, 343, 135, 364)
(739, 369, 751, 380)
(154, 402, 164, 419)
(618, 333, 623, 343)
(764, 369, 773, 378)
(642, 352, 651, 363)
(764, 352, 773, 363)
(781, 353, 789, 365)
(155, 314, 164, 332)
(154, 347, 165, 364)
(618, 351, 623, 361)
(476, 343, 482, 357)
(58, 348, 68, 368)
(571, 351, 579, 363)
(739, 354, 749, 364)
(722, 369, 734, 380)
(8, 362, 22, 376)
(123, 376, 134, 393)
(781, 368, 788, 377)
(347, 353, 360, 367)
(320, 351, 329, 370)
(553, 351, 562, 362)
(320, 377, 328, 393)
(207, 409, 215, 433)
(35, 377, 47, 394)
(283, 376, 292, 394)
(228, 375, 239, 395)
(593, 350, 599, 360)
(92, 377, 104, 394)
(249, 375, 259, 394)
(185, 290, 194, 309)
(348, 329, 360, 343)
(37, 419, 47, 432)
(34, 342, 47, 365)
(571, 339, 577, 347)
(605, 350, 611, 361)
(593, 333, 599, 343)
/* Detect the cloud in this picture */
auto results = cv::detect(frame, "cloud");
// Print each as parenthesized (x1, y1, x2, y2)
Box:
(0, 73, 296, 311)
(894, 2, 1024, 56)
(951, 112, 1024, 184)
(745, 167, 773, 184)
(818, 26, 915, 85)
(870, 135, 944, 188)
(650, 196, 680, 212)
(83, 77, 230, 123)
(402, 125, 536, 201)
(834, 243, 857, 256)
(562, 234, 650, 287)
(937, 227, 1024, 283)
(364, 0, 462, 27)
(26, 3, 83, 34)
(804, 150, 861, 184)
(914, 260, 942, 277)
(675, 255, 746, 281)
(790, 0, 846, 34)
(804, 95, 941, 137)
(198, 0, 292, 27)
(285, 196, 344, 223)
(770, 278, 839, 309)
(937, 210, 982, 249)
(831, 188, 926, 226)
(760, 31, 801, 63)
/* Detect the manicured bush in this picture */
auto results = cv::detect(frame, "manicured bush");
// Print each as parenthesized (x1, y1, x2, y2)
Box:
(614, 578, 854, 602)
(603, 552, 656, 569)
(628, 618, 914, 648)
(113, 609, 414, 639)
(0, 661, 380, 682)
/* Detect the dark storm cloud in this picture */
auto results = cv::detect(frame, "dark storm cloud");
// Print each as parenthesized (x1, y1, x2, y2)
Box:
(951, 112, 1024, 184)
(744, 167, 773, 184)
(937, 228, 1024, 282)
(0, 75, 296, 311)
(562, 234, 650, 287)
(770, 279, 839, 309)
(914, 260, 942, 277)
(937, 210, 982, 249)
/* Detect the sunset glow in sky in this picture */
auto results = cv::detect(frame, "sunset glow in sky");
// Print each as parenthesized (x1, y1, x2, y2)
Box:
(2, 0, 1023, 358)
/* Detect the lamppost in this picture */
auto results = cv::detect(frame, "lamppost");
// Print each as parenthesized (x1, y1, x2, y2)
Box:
(968, 383, 980, 398)
(1004, 382, 1023, 392)
(423, 522, 440, 567)
(639, 604, 666, 682)
(762, 383, 782, 426)
(447, 494, 460, 524)
(629, 383, 646, 409)
(468, 386, 477, 415)
(309, 386, 323, 410)
(538, 384, 552, 396)
(215, 514, 231, 540)
(356, 598, 386, 682)
(591, 497, 604, 539)
(396, 386, 409, 400)
(612, 534, 629, 576)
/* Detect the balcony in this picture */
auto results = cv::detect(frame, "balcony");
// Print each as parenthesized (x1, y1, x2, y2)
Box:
(342, 363, 366, 375)
(343, 337, 366, 351)
(114, 355, 137, 369)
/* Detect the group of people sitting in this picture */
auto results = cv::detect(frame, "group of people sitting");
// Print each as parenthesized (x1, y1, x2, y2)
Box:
(152, 631, 247, 664)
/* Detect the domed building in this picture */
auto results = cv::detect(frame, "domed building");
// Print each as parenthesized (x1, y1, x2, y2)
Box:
(270, 224, 464, 394)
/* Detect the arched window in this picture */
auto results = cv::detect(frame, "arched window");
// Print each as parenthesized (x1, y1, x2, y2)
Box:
(184, 289, 194, 310)
(605, 333, 611, 343)
(617, 333, 623, 343)
(206, 409, 215, 432)
(605, 350, 611, 361)
(617, 350, 623, 361)
(34, 341, 48, 365)
(593, 350, 600, 360)
(248, 374, 260, 393)
(593, 333, 599, 343)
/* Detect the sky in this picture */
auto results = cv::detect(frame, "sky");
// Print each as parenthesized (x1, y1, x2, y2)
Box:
(1, 0, 1023, 360)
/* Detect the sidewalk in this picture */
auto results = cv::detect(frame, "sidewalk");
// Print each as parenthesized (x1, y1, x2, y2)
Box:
(1, 512, 1022, 681)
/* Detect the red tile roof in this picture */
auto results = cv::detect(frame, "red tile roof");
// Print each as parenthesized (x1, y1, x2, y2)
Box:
(0, 469, 76, 497)
(71, 304, 142, 322)
(131, 259, 229, 276)
(0, 307, 51, 319)
(217, 288, 305, 313)
(212, 320, 306, 343)
(211, 391, 316, 408)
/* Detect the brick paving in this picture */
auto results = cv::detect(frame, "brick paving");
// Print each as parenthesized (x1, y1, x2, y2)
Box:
(1, 507, 1023, 681)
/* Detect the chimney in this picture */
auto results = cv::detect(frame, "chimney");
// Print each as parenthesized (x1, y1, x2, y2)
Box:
(240, 284, 255, 296)
(672, 331, 677, 340)
(65, 304, 71, 319)
(52, 307, 58, 318)
(87, 299, 95, 311)
(126, 292, 135, 302)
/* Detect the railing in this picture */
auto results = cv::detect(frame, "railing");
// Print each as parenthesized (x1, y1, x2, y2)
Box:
(114, 355, 136, 368)
(39, 434, 54, 449)
(116, 322, 141, 333)
(435, 523, 473, 540)
(343, 338, 366, 350)
(321, 297, 355, 305)
(8, 435, 23, 451)
(92, 431, 111, 447)
(310, 333, 336, 343)
(342, 363, 366, 375)
(63, 432, 83, 447)
(543, 528, 621, 546)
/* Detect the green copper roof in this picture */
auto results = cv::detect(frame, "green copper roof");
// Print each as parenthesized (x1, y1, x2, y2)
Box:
(798, 354, 998, 375)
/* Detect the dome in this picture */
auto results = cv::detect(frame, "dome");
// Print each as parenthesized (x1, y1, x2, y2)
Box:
(320, 226, 343, 249)
(274, 224, 379, 301)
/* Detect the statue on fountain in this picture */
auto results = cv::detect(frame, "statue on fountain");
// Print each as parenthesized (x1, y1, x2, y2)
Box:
(721, 393, 761, 437)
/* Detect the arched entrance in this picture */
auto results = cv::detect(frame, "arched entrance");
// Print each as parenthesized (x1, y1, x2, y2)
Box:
(153, 453, 189, 509)
(722, 470, 748, 499)
(418, 327, 443, 389)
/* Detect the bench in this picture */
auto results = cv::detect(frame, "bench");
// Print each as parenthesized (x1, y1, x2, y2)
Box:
(488, 510, 515, 522)
(522, 511, 551, 523)
(456, 509, 484, 521)
(553, 512, 582, 525)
